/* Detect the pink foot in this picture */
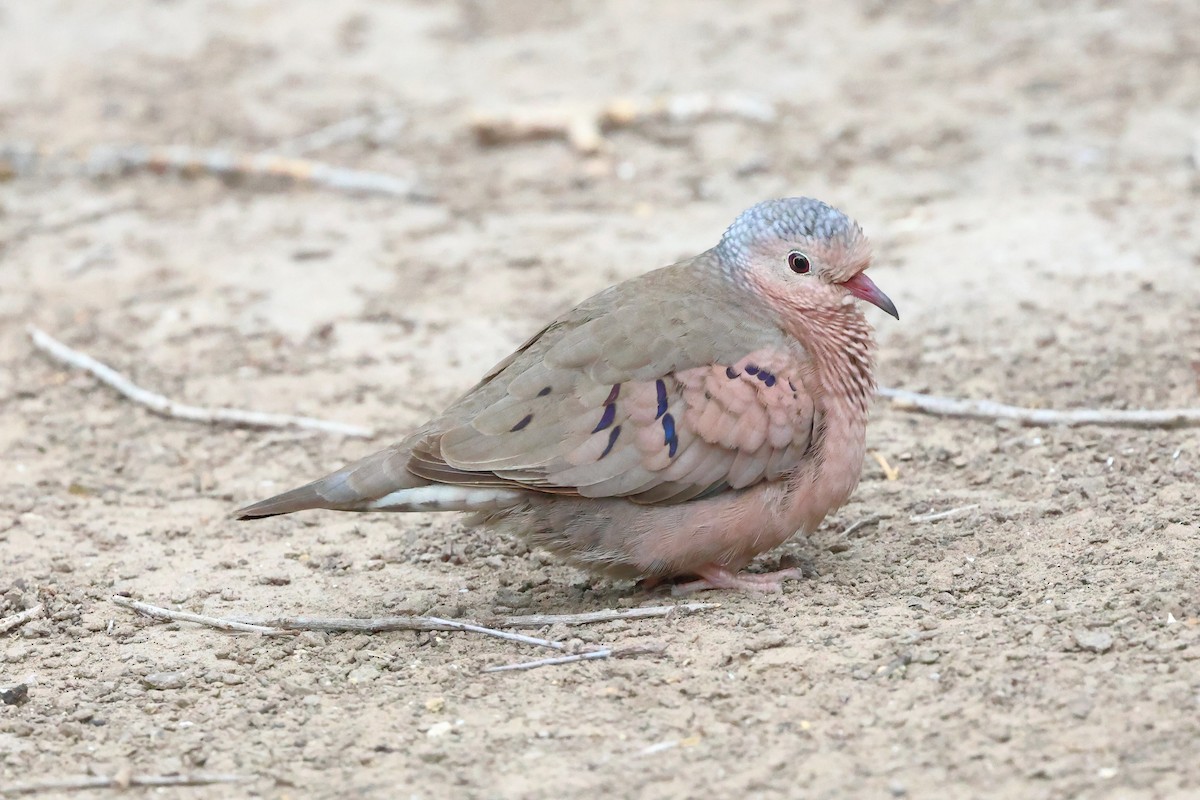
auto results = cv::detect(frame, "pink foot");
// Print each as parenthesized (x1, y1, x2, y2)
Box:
(670, 564, 808, 596)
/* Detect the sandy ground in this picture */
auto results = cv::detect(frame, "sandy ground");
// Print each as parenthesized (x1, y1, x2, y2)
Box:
(2, 1, 1199, 798)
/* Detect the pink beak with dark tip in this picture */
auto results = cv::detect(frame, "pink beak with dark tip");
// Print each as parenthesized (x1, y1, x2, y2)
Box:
(842, 273, 899, 320)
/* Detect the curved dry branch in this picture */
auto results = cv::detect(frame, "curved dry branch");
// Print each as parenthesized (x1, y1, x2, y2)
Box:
(29, 326, 374, 438)
(878, 386, 1200, 429)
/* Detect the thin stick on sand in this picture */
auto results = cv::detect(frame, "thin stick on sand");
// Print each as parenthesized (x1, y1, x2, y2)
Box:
(416, 617, 565, 650)
(116, 597, 716, 641)
(229, 614, 520, 635)
(113, 597, 705, 673)
(838, 516, 883, 539)
(909, 504, 980, 524)
(878, 386, 1200, 429)
(482, 650, 613, 673)
(28, 326, 374, 438)
(114, 597, 566, 651)
(253, 614, 570, 650)
(482, 642, 668, 673)
(470, 93, 776, 154)
(486, 603, 718, 629)
(0, 772, 249, 797)
(0, 142, 429, 200)
(116, 597, 718, 638)
(236, 604, 718, 634)
(112, 596, 281, 635)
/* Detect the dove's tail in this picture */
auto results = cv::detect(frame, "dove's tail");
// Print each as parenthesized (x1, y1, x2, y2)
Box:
(234, 447, 525, 519)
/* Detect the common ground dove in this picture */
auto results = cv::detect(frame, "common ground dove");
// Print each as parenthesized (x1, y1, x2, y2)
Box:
(237, 197, 897, 593)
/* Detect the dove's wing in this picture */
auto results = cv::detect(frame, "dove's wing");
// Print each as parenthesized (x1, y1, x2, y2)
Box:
(235, 257, 824, 518)
(411, 261, 824, 505)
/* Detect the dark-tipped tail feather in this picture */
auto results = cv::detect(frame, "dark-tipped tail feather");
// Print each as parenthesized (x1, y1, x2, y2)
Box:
(235, 448, 419, 519)
(234, 482, 338, 519)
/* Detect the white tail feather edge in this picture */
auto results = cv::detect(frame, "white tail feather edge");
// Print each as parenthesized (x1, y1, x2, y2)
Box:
(364, 485, 526, 512)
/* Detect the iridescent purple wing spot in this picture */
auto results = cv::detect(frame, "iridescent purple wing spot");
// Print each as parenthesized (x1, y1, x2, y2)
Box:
(592, 403, 616, 433)
(661, 413, 678, 458)
(599, 425, 621, 459)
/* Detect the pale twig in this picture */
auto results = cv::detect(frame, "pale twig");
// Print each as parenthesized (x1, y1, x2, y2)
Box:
(233, 615, 555, 649)
(482, 650, 610, 673)
(878, 386, 1200, 429)
(28, 326, 374, 438)
(0, 772, 249, 797)
(0, 604, 44, 635)
(118, 597, 706, 645)
(115, 598, 712, 667)
(488, 603, 719, 629)
(118, 599, 688, 676)
(415, 617, 564, 651)
(825, 514, 880, 554)
(840, 515, 883, 538)
(471, 93, 776, 154)
(870, 451, 900, 480)
(86, 144, 429, 199)
(115, 598, 568, 651)
(244, 615, 566, 650)
(0, 142, 429, 200)
(234, 615, 467, 634)
(909, 504, 980, 524)
(230, 604, 720, 633)
(112, 596, 281, 634)
(638, 738, 703, 757)
(482, 642, 668, 673)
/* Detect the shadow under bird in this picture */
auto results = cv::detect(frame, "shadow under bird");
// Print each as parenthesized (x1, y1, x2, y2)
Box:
(236, 197, 899, 594)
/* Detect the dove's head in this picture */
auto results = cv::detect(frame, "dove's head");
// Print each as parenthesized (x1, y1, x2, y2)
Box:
(715, 197, 898, 320)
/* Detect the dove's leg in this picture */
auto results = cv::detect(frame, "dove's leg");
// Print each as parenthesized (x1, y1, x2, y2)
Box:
(669, 564, 807, 596)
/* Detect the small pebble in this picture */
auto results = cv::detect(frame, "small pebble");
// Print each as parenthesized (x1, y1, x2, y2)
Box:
(347, 664, 380, 684)
(1072, 629, 1113, 654)
(0, 682, 29, 705)
(426, 721, 453, 738)
(142, 672, 186, 690)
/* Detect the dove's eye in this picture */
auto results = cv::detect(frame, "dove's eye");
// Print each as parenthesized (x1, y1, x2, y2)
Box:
(787, 251, 811, 274)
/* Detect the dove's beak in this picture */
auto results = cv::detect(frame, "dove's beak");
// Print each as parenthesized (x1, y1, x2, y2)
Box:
(842, 273, 899, 320)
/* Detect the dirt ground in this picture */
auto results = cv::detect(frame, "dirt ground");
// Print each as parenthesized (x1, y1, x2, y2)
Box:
(2, 1, 1199, 798)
